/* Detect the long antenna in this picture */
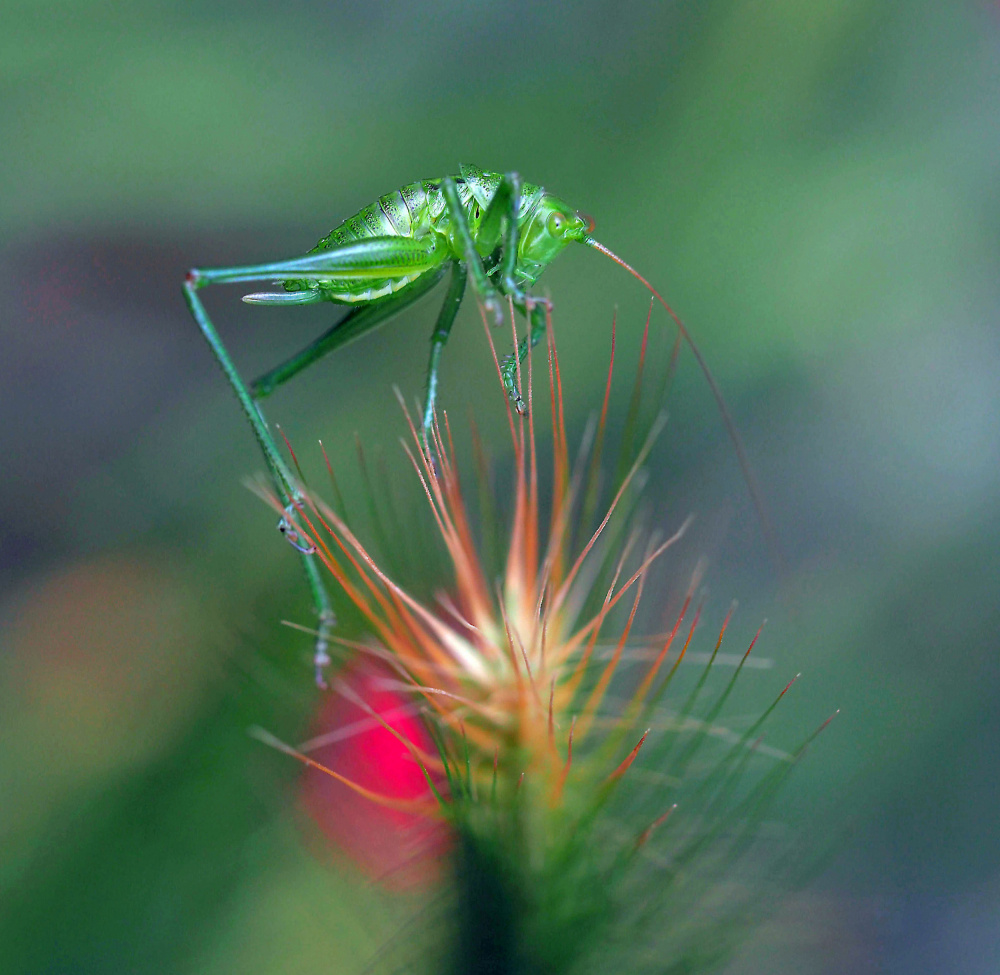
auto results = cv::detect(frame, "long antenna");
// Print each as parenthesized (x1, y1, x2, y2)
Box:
(585, 236, 783, 573)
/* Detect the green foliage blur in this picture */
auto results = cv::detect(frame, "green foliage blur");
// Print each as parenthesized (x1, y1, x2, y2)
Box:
(2, 1, 999, 972)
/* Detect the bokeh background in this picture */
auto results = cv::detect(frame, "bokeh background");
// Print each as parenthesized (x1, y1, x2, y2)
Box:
(3, 1, 1000, 972)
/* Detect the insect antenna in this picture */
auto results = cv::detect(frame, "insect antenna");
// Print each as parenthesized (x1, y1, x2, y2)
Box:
(585, 237, 783, 574)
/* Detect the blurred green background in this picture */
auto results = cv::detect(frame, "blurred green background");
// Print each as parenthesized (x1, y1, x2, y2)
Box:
(3, 0, 999, 972)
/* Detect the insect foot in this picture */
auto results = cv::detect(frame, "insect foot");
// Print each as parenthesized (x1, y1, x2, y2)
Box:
(499, 352, 527, 414)
(525, 295, 553, 314)
(277, 503, 316, 555)
(482, 295, 506, 328)
(313, 608, 336, 688)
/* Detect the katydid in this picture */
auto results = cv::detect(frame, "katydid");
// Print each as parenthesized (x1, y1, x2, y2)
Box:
(183, 164, 766, 685)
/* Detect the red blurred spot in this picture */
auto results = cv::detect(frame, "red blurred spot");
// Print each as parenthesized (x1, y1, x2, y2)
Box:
(300, 660, 450, 889)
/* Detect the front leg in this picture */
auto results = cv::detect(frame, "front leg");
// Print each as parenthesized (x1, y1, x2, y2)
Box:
(439, 177, 553, 414)
(441, 173, 544, 326)
(500, 299, 548, 415)
(440, 176, 507, 326)
(479, 172, 555, 321)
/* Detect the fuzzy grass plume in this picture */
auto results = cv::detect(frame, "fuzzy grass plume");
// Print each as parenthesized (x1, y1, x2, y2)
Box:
(252, 306, 834, 975)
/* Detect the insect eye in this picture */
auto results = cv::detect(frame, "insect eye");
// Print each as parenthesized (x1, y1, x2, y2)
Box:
(547, 212, 566, 237)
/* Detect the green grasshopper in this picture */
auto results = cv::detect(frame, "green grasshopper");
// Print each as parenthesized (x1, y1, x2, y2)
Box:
(184, 164, 762, 685)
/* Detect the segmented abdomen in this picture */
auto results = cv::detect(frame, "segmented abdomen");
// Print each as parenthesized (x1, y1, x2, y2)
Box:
(302, 180, 440, 303)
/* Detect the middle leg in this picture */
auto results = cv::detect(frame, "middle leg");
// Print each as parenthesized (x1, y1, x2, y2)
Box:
(439, 174, 552, 413)
(422, 261, 468, 436)
(440, 172, 530, 327)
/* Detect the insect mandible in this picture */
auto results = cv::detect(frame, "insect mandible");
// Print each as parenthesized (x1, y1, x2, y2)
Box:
(183, 164, 765, 685)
